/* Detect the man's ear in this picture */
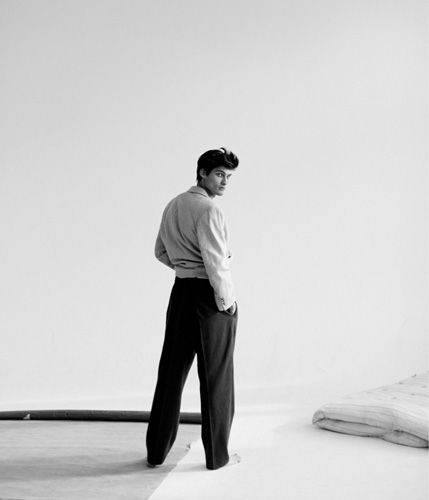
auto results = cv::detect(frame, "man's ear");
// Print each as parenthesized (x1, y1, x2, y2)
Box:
(199, 168, 207, 179)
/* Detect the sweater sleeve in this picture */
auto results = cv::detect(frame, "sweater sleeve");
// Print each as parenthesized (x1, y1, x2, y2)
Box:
(196, 206, 236, 311)
(154, 229, 174, 269)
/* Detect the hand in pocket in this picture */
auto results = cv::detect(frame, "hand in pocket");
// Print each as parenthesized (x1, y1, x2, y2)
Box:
(225, 302, 237, 316)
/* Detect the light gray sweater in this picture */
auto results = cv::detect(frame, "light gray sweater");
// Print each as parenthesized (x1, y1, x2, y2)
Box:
(155, 185, 236, 311)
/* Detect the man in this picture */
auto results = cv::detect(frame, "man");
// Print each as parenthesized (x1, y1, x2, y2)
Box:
(146, 147, 239, 470)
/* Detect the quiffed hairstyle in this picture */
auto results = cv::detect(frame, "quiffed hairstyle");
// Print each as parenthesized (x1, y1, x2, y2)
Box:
(196, 147, 239, 181)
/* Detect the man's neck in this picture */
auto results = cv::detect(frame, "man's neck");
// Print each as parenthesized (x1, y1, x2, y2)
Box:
(197, 182, 215, 199)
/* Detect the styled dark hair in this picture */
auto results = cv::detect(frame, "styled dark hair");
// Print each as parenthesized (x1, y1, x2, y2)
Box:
(196, 147, 239, 181)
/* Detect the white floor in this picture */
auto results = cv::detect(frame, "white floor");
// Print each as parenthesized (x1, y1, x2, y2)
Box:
(151, 383, 429, 500)
(1, 380, 427, 500)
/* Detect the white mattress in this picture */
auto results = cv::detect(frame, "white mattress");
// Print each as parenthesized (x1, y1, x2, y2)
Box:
(312, 372, 429, 447)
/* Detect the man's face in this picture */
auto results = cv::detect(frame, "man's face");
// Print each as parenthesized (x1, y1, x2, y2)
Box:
(200, 167, 234, 198)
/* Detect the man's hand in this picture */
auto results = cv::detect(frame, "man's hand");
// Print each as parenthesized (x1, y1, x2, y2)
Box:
(226, 302, 237, 316)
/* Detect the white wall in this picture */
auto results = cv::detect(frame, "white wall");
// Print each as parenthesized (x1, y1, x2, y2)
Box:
(0, 0, 427, 409)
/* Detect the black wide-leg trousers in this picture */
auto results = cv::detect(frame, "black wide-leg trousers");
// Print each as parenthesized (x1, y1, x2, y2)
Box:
(146, 277, 238, 470)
